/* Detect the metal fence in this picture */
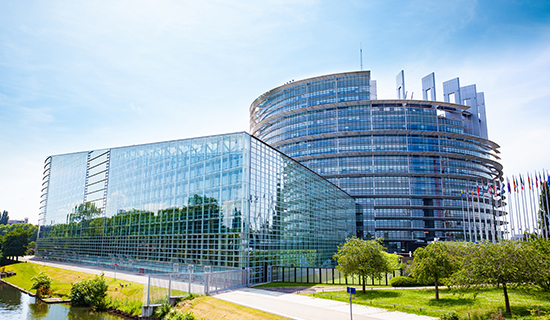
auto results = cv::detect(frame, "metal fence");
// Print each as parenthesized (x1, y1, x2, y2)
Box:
(270, 266, 402, 286)
(142, 267, 249, 315)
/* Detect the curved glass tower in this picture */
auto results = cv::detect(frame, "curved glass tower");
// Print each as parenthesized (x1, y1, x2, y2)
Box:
(250, 71, 503, 252)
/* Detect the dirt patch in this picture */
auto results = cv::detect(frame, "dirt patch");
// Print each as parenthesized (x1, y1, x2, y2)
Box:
(175, 296, 292, 320)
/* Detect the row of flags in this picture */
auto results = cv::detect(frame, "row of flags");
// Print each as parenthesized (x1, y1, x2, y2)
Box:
(459, 170, 550, 241)
(460, 172, 550, 199)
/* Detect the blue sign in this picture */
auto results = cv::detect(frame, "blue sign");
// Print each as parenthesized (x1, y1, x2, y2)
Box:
(347, 287, 356, 294)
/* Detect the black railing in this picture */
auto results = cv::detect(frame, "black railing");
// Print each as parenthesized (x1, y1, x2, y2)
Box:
(271, 266, 402, 285)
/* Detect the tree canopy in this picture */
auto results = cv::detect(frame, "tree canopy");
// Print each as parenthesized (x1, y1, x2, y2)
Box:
(413, 241, 458, 300)
(2, 228, 30, 260)
(0, 211, 8, 225)
(333, 237, 396, 293)
(525, 237, 550, 292)
(450, 241, 540, 314)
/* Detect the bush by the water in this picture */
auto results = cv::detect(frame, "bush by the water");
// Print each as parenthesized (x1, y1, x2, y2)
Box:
(390, 276, 418, 287)
(70, 273, 108, 309)
(30, 271, 52, 298)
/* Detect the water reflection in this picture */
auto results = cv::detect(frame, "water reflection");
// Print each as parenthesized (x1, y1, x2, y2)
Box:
(28, 300, 49, 319)
(0, 283, 120, 320)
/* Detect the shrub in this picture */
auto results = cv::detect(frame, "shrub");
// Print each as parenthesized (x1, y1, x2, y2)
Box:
(70, 273, 108, 310)
(106, 297, 142, 316)
(154, 302, 172, 319)
(165, 309, 197, 320)
(440, 311, 459, 320)
(390, 276, 418, 287)
(30, 271, 52, 298)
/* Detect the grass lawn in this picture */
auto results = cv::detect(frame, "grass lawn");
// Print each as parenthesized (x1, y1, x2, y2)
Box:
(311, 286, 550, 318)
(2, 262, 143, 315)
(174, 295, 292, 320)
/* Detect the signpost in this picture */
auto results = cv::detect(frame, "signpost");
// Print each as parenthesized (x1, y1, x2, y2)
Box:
(347, 287, 356, 320)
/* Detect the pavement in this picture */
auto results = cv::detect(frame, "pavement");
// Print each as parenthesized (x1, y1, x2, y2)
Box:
(214, 287, 436, 320)
(19, 256, 148, 284)
(21, 256, 437, 320)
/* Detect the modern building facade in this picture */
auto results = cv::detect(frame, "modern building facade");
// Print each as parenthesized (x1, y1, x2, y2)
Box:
(250, 70, 503, 252)
(37, 132, 356, 283)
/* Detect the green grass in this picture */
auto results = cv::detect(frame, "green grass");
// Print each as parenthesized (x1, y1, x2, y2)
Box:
(2, 262, 144, 315)
(311, 286, 550, 318)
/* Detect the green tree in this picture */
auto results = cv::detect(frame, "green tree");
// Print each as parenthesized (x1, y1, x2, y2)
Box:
(70, 273, 109, 309)
(412, 241, 458, 300)
(333, 237, 395, 293)
(31, 271, 53, 298)
(539, 184, 550, 238)
(0, 211, 8, 225)
(451, 241, 539, 314)
(2, 228, 30, 260)
(0, 223, 38, 240)
(525, 237, 550, 291)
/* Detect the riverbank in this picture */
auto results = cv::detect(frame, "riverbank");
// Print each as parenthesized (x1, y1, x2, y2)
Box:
(0, 282, 121, 320)
(3, 260, 144, 316)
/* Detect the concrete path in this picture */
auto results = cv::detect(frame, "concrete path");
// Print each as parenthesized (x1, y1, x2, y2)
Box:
(214, 287, 437, 320)
(20, 256, 148, 284)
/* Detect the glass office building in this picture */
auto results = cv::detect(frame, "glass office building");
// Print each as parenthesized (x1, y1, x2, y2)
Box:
(37, 132, 356, 283)
(250, 71, 503, 252)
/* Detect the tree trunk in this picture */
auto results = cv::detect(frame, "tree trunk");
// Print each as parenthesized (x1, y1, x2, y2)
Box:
(503, 282, 511, 314)
(362, 275, 366, 294)
(435, 275, 439, 301)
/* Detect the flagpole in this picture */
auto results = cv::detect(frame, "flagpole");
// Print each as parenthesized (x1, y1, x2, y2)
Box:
(466, 188, 473, 241)
(470, 187, 478, 242)
(476, 182, 484, 241)
(489, 180, 496, 243)
(482, 181, 490, 242)
(461, 190, 467, 241)
(508, 177, 516, 239)
(514, 179, 523, 238)
(497, 178, 505, 240)
(520, 175, 531, 234)
(528, 173, 538, 236)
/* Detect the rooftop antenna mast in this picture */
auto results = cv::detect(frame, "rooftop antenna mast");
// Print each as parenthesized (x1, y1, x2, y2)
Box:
(360, 43, 363, 71)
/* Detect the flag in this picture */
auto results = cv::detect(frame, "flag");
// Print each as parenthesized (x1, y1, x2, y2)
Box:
(460, 189, 463, 199)
(513, 176, 517, 192)
(507, 177, 511, 193)
(477, 184, 480, 197)
(520, 175, 524, 190)
(528, 174, 531, 190)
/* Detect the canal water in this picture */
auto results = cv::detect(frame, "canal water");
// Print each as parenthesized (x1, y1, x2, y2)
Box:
(0, 282, 120, 320)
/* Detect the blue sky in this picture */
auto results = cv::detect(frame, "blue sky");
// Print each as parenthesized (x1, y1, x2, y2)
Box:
(1, 0, 549, 222)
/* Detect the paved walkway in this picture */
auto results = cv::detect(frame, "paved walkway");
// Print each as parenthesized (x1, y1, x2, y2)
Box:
(215, 287, 436, 320)
(22, 257, 436, 320)
(20, 256, 148, 284)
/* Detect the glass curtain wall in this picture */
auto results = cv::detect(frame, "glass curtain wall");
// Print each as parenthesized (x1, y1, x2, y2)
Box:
(37, 132, 355, 283)
(250, 71, 503, 252)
